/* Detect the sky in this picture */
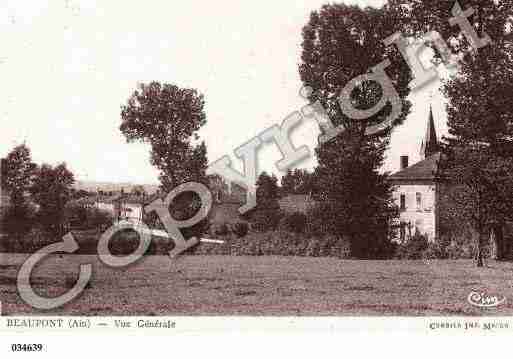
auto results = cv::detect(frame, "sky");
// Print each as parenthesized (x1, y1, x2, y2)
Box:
(0, 0, 448, 185)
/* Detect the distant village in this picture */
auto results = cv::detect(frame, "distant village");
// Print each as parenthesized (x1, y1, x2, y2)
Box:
(0, 104, 450, 242)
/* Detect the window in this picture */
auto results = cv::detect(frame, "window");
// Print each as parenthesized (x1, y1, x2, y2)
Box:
(416, 192, 422, 211)
(400, 194, 406, 211)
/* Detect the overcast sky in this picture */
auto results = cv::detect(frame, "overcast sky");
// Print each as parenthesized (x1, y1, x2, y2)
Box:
(0, 0, 448, 185)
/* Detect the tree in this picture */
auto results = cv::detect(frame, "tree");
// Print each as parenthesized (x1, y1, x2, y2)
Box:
(250, 172, 282, 231)
(120, 82, 208, 191)
(388, 0, 513, 52)
(299, 4, 411, 258)
(1, 201, 36, 251)
(121, 82, 210, 240)
(31, 163, 75, 236)
(1, 144, 37, 204)
(1, 157, 6, 189)
(391, 0, 513, 266)
(70, 188, 91, 200)
(439, 150, 513, 265)
(1, 144, 37, 247)
(131, 185, 146, 196)
(280, 169, 316, 196)
(439, 40, 513, 265)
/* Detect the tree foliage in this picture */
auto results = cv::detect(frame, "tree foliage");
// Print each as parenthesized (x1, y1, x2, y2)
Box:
(403, 0, 513, 265)
(440, 48, 513, 265)
(1, 144, 37, 205)
(299, 3, 411, 257)
(388, 0, 513, 52)
(280, 169, 316, 196)
(120, 82, 210, 238)
(251, 172, 282, 231)
(120, 82, 208, 191)
(31, 163, 75, 236)
(1, 144, 37, 245)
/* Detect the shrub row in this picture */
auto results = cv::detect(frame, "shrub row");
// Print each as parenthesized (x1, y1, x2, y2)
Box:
(2, 225, 500, 261)
(192, 231, 351, 258)
(394, 233, 477, 260)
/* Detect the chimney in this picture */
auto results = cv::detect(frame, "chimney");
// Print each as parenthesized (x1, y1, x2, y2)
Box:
(400, 156, 409, 170)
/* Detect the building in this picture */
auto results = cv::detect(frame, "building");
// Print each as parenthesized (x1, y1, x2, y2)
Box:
(390, 106, 442, 242)
(75, 189, 160, 223)
(209, 175, 247, 226)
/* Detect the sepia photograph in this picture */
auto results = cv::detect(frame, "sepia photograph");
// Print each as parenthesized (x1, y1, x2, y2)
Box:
(1, 0, 513, 340)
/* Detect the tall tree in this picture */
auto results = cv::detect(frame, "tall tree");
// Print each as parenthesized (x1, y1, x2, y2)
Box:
(121, 82, 209, 240)
(31, 163, 75, 236)
(440, 41, 513, 265)
(120, 82, 208, 192)
(251, 172, 282, 231)
(299, 4, 411, 258)
(1, 144, 37, 204)
(1, 144, 37, 246)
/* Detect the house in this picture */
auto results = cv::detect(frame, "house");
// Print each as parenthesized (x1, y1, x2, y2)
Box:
(75, 189, 160, 223)
(209, 176, 247, 226)
(390, 106, 442, 242)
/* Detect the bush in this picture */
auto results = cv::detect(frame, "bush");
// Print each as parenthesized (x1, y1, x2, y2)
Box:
(395, 233, 429, 260)
(350, 232, 397, 259)
(251, 209, 282, 232)
(305, 238, 321, 257)
(305, 204, 334, 236)
(87, 208, 114, 231)
(232, 222, 249, 238)
(280, 212, 307, 234)
(445, 240, 474, 259)
(214, 223, 230, 236)
(188, 230, 352, 258)
(1, 203, 36, 246)
(107, 228, 142, 256)
(421, 242, 448, 260)
(65, 204, 113, 230)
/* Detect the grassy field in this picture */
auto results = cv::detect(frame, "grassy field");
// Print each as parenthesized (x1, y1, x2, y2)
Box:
(1, 254, 513, 316)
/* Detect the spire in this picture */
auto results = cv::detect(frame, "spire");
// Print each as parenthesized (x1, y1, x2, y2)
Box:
(420, 105, 439, 159)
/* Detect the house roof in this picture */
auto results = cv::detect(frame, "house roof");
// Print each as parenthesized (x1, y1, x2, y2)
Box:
(389, 153, 442, 181)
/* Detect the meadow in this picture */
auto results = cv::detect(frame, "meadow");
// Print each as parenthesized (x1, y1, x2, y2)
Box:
(1, 254, 513, 316)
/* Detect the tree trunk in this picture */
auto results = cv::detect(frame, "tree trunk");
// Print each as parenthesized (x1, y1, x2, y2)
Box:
(474, 229, 486, 267)
(490, 225, 504, 260)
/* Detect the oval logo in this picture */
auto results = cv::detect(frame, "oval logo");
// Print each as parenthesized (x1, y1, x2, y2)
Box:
(467, 291, 506, 308)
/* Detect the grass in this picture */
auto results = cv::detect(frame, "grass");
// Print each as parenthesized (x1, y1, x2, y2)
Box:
(1, 254, 513, 316)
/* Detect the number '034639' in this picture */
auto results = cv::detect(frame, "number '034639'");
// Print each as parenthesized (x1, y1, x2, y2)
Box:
(11, 344, 44, 352)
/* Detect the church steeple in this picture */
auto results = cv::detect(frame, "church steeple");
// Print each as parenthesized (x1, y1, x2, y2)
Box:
(420, 105, 439, 159)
